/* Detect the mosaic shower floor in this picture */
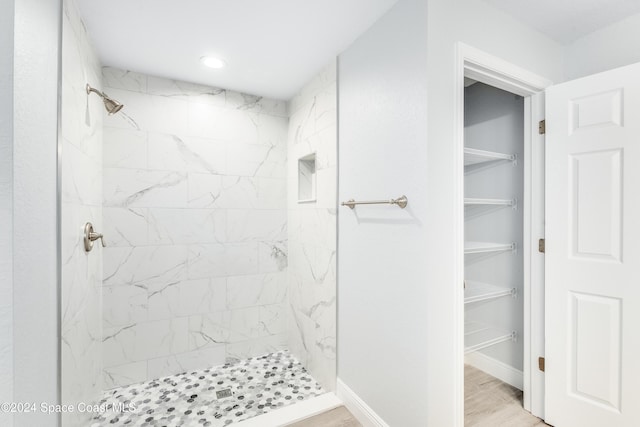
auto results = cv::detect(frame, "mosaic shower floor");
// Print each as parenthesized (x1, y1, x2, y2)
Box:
(93, 350, 324, 426)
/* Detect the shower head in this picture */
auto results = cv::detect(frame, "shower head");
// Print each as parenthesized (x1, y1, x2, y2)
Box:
(86, 83, 124, 115)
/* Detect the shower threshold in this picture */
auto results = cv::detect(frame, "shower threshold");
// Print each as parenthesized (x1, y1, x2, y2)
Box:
(93, 350, 324, 426)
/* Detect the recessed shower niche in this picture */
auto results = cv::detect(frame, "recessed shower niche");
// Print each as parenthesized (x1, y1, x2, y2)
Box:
(298, 153, 317, 203)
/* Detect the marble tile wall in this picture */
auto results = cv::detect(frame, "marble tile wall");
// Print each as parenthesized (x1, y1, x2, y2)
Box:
(101, 68, 289, 388)
(60, 0, 104, 425)
(287, 61, 337, 391)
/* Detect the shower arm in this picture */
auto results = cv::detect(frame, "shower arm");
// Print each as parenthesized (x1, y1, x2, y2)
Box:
(86, 84, 104, 97)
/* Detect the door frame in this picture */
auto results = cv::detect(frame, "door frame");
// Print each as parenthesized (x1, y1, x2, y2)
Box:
(453, 42, 552, 421)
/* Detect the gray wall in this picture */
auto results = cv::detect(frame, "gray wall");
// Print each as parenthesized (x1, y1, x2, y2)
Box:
(13, 0, 62, 425)
(338, 0, 430, 425)
(0, 1, 14, 425)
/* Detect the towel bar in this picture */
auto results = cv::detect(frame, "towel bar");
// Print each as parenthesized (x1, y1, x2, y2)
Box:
(341, 195, 408, 209)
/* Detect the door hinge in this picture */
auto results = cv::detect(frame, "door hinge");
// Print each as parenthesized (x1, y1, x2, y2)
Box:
(538, 238, 545, 253)
(538, 119, 546, 135)
(538, 357, 545, 372)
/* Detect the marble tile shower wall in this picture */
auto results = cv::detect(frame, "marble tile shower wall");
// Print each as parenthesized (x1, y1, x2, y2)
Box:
(60, 0, 104, 425)
(287, 61, 337, 391)
(101, 68, 289, 388)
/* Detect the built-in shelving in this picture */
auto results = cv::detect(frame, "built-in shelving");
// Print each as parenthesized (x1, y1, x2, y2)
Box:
(464, 147, 515, 167)
(464, 321, 515, 354)
(464, 280, 515, 304)
(464, 198, 515, 207)
(464, 241, 515, 255)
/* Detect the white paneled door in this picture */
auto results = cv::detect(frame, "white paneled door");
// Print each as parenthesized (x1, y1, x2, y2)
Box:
(545, 63, 640, 426)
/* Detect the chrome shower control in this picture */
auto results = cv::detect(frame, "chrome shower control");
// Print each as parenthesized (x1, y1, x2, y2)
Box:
(84, 222, 106, 252)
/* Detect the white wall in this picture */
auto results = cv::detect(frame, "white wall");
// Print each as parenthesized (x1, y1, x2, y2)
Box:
(13, 0, 62, 425)
(287, 61, 337, 391)
(100, 68, 289, 388)
(60, 0, 104, 424)
(339, 0, 563, 425)
(564, 12, 640, 81)
(338, 0, 430, 425)
(0, 1, 14, 426)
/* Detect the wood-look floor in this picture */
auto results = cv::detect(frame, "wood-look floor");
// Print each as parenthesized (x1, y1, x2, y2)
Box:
(288, 406, 362, 427)
(465, 364, 549, 427)
(289, 366, 548, 427)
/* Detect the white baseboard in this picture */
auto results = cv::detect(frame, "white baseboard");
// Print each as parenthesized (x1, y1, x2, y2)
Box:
(235, 392, 342, 427)
(336, 378, 389, 427)
(465, 351, 523, 390)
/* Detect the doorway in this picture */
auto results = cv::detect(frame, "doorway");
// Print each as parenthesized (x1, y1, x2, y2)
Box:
(454, 43, 549, 424)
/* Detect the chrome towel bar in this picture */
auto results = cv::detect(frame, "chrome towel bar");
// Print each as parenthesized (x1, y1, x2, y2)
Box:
(341, 195, 408, 210)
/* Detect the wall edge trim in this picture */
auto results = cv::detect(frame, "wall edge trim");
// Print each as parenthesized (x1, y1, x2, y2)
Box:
(336, 378, 389, 427)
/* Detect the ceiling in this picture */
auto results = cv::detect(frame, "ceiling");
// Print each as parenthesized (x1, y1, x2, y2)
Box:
(485, 0, 640, 44)
(76, 0, 399, 100)
(77, 0, 640, 101)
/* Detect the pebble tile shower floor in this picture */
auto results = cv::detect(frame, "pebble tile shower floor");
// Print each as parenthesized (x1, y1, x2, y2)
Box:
(93, 350, 324, 426)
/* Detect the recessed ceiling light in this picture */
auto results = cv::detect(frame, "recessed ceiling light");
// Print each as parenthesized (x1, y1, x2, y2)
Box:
(200, 56, 226, 69)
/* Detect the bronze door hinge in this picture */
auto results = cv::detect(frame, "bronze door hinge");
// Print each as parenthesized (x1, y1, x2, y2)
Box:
(539, 119, 546, 135)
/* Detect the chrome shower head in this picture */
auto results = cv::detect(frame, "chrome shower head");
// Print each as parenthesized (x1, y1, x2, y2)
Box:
(86, 83, 124, 115)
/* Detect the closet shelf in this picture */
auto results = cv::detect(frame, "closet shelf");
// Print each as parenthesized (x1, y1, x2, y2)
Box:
(465, 321, 515, 354)
(464, 241, 515, 255)
(464, 281, 515, 304)
(464, 198, 515, 207)
(464, 148, 515, 166)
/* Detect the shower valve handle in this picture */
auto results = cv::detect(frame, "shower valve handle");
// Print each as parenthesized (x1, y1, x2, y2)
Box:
(84, 222, 106, 252)
(89, 232, 106, 247)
